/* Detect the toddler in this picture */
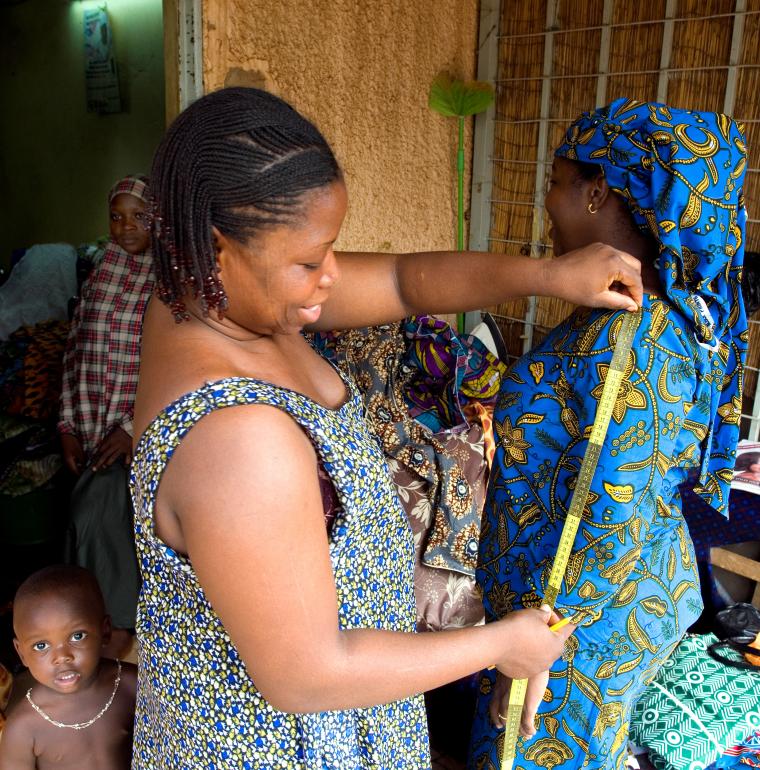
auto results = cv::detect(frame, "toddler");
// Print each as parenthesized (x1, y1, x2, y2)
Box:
(0, 565, 137, 769)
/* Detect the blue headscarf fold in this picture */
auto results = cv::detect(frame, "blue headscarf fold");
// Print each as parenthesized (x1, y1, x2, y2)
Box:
(556, 98, 748, 515)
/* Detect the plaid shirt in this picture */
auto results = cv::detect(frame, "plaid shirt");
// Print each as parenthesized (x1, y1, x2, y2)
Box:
(58, 244, 154, 456)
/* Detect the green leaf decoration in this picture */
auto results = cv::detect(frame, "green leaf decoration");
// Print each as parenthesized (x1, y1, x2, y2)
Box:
(428, 73, 494, 118)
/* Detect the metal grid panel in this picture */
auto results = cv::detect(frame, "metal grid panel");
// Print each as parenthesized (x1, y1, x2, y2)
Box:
(469, 0, 760, 437)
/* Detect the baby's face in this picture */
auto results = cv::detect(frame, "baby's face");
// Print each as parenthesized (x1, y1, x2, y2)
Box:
(13, 595, 109, 695)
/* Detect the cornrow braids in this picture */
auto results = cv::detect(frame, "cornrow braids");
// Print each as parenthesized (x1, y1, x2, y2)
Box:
(149, 87, 341, 321)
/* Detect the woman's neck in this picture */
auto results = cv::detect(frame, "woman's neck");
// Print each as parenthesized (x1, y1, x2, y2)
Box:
(604, 227, 661, 294)
(640, 262, 661, 295)
(182, 297, 266, 344)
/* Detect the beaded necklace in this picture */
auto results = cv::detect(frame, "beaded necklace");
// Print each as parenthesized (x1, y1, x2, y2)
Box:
(26, 659, 122, 730)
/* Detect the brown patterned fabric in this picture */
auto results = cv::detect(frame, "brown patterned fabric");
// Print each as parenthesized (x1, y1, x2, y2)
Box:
(20, 320, 69, 420)
(311, 321, 493, 629)
(388, 456, 485, 631)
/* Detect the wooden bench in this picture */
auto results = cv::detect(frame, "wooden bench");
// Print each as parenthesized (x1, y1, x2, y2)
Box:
(710, 546, 760, 609)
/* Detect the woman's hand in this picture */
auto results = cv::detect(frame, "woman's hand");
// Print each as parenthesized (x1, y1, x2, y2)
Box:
(91, 426, 132, 471)
(492, 606, 574, 680)
(60, 433, 86, 476)
(489, 670, 550, 738)
(489, 607, 573, 735)
(543, 242, 643, 311)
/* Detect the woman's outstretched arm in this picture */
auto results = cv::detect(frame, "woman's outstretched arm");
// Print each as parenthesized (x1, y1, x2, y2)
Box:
(313, 243, 642, 331)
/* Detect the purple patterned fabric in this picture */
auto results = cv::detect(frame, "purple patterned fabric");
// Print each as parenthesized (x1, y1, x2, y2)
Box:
(402, 315, 504, 432)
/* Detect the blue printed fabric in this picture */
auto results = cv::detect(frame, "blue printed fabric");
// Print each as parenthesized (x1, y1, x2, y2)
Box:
(713, 728, 760, 768)
(470, 299, 705, 770)
(130, 377, 429, 769)
(555, 98, 747, 516)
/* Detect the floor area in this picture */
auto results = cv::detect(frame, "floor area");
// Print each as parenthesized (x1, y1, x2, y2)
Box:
(431, 747, 466, 769)
(426, 680, 475, 770)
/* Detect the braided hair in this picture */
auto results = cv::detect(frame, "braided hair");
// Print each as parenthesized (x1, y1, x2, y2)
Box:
(149, 87, 341, 320)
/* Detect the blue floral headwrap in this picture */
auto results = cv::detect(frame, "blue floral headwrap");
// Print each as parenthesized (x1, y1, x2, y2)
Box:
(556, 98, 748, 514)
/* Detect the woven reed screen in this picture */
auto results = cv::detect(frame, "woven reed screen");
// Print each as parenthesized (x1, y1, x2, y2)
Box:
(482, 0, 760, 436)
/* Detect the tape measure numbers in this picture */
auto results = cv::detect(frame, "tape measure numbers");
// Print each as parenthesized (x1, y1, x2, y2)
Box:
(500, 309, 641, 770)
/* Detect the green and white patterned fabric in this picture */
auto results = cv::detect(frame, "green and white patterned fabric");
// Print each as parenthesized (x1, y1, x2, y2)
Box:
(630, 633, 760, 770)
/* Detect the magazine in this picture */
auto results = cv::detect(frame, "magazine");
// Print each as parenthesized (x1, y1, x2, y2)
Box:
(731, 441, 760, 495)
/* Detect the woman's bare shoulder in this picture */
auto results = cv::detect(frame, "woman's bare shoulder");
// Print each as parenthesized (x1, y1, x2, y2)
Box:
(171, 399, 314, 468)
(135, 302, 254, 439)
(153, 387, 318, 503)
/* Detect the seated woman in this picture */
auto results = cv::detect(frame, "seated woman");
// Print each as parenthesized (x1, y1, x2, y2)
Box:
(469, 98, 748, 770)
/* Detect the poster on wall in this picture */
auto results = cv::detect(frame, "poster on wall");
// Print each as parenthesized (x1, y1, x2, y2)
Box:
(83, 6, 122, 114)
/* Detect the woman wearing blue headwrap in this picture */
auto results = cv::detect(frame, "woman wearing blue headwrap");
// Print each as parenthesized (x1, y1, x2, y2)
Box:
(469, 98, 747, 769)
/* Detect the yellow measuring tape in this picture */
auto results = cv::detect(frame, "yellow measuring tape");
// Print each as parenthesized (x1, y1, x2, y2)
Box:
(500, 308, 641, 770)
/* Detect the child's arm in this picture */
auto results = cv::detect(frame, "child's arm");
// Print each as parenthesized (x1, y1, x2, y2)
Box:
(0, 708, 37, 769)
(119, 662, 137, 707)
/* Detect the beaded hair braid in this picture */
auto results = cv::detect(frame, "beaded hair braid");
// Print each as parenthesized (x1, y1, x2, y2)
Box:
(149, 87, 341, 321)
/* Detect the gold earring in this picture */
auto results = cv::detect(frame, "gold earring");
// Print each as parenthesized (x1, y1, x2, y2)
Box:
(587, 202, 598, 214)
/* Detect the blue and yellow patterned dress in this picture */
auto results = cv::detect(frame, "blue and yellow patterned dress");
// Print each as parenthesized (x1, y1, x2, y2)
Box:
(470, 99, 747, 770)
(470, 298, 706, 769)
(130, 377, 430, 769)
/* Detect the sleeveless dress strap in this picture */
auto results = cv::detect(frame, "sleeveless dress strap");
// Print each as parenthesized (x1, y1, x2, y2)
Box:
(133, 376, 357, 487)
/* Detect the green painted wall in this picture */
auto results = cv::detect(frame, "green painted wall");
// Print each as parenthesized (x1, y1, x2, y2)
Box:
(0, 0, 164, 272)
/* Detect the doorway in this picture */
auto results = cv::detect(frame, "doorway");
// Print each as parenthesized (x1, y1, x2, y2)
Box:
(0, 0, 167, 269)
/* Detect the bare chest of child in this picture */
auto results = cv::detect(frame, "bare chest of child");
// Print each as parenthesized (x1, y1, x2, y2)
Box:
(4, 663, 136, 770)
(31, 712, 133, 770)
